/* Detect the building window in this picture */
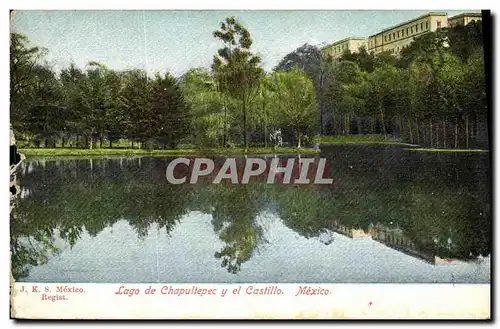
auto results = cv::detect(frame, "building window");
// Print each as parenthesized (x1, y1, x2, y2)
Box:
(397, 31, 399, 38)
(407, 27, 409, 35)
(415, 24, 418, 32)
(393, 32, 395, 39)
(437, 21, 441, 28)
(402, 29, 405, 36)
(397, 46, 399, 52)
(421, 22, 424, 30)
(384, 35, 387, 42)
(426, 21, 429, 29)
(410, 27, 413, 34)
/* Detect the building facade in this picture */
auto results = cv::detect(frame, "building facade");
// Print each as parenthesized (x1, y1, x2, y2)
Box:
(367, 12, 448, 55)
(321, 11, 480, 59)
(321, 37, 367, 60)
(448, 12, 482, 27)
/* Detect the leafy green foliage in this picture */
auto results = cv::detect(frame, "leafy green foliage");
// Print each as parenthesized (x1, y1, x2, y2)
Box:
(268, 67, 319, 147)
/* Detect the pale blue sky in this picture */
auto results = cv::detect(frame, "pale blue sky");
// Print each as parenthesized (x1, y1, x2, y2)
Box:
(11, 10, 477, 76)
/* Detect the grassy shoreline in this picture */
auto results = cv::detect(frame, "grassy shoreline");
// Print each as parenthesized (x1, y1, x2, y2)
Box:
(404, 148, 489, 153)
(315, 135, 419, 147)
(19, 146, 320, 158)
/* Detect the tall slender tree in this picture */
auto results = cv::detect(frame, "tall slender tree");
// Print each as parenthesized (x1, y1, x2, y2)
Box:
(269, 67, 319, 148)
(212, 16, 264, 150)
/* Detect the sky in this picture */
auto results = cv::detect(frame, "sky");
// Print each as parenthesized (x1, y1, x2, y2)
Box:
(11, 10, 478, 77)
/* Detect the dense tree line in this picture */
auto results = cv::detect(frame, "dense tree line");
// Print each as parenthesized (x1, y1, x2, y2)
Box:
(11, 148, 490, 279)
(10, 18, 487, 149)
(276, 21, 487, 149)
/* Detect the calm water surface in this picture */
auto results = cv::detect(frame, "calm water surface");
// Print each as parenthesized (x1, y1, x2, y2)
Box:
(10, 146, 491, 283)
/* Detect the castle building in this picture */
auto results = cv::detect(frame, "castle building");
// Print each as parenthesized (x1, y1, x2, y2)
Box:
(321, 11, 480, 59)
(448, 12, 482, 27)
(321, 37, 367, 60)
(367, 12, 448, 55)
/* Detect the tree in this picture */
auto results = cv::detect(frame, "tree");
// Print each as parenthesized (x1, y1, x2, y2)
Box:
(60, 63, 89, 147)
(10, 33, 48, 135)
(447, 21, 483, 63)
(82, 62, 123, 149)
(180, 68, 228, 147)
(364, 65, 406, 137)
(25, 64, 65, 147)
(275, 43, 337, 135)
(339, 46, 376, 73)
(150, 73, 192, 148)
(254, 74, 281, 147)
(212, 16, 264, 150)
(103, 69, 125, 148)
(331, 60, 365, 134)
(119, 69, 152, 148)
(269, 67, 319, 147)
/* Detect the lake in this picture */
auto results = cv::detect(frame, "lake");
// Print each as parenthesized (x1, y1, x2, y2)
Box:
(10, 145, 491, 283)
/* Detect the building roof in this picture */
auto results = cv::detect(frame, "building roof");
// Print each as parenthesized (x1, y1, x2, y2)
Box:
(321, 37, 366, 50)
(368, 12, 448, 37)
(449, 12, 482, 20)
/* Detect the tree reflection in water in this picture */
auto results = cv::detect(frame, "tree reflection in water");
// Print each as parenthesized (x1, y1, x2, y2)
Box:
(10, 147, 491, 280)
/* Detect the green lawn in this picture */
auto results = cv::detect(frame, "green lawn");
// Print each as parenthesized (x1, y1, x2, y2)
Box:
(19, 146, 319, 158)
(314, 134, 418, 146)
(404, 148, 490, 153)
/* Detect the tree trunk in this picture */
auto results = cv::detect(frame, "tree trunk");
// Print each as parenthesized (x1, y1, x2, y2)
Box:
(223, 102, 227, 147)
(443, 120, 447, 149)
(416, 118, 420, 144)
(243, 101, 248, 150)
(472, 115, 477, 139)
(407, 119, 413, 144)
(455, 117, 459, 148)
(62, 137, 65, 148)
(131, 139, 134, 149)
(263, 95, 268, 148)
(99, 137, 103, 149)
(465, 115, 469, 149)
(320, 106, 324, 136)
(422, 120, 426, 145)
(110, 140, 113, 149)
(319, 69, 325, 136)
(297, 127, 302, 148)
(435, 121, 439, 148)
(379, 104, 386, 138)
(429, 119, 433, 148)
(264, 125, 268, 148)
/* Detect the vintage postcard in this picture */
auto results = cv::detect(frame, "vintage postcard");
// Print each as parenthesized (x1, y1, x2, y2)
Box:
(9, 8, 491, 319)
